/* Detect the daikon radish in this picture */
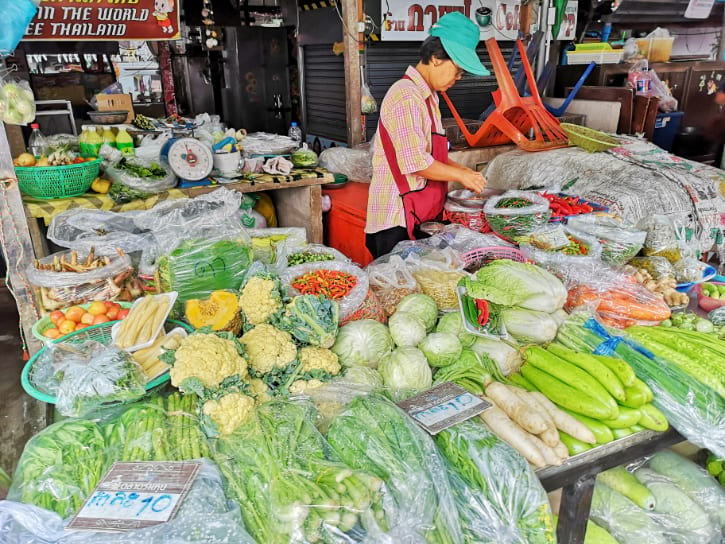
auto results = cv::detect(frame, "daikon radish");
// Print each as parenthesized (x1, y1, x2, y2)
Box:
(529, 434, 564, 466)
(485, 381, 548, 435)
(553, 441, 569, 460)
(530, 391, 596, 444)
(479, 401, 547, 468)
(508, 385, 560, 447)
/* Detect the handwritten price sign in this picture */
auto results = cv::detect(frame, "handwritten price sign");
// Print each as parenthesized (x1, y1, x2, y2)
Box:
(397, 382, 491, 434)
(68, 462, 201, 532)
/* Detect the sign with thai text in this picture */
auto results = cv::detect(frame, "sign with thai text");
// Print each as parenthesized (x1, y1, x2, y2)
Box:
(381, 0, 522, 41)
(24, 0, 181, 42)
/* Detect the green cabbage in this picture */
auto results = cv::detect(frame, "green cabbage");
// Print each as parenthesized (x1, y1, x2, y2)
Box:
(396, 294, 438, 332)
(379, 347, 432, 399)
(418, 332, 462, 368)
(501, 307, 559, 345)
(331, 319, 394, 368)
(436, 312, 476, 347)
(291, 144, 318, 168)
(388, 311, 427, 347)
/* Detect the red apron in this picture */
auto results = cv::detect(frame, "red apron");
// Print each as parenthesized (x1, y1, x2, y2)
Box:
(378, 76, 449, 239)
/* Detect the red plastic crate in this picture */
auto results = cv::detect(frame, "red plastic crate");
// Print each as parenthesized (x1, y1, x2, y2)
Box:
(323, 182, 373, 267)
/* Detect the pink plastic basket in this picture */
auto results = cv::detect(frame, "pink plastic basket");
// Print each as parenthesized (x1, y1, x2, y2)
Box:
(462, 246, 528, 272)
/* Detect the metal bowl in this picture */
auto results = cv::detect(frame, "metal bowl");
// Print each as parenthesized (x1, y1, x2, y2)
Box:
(447, 187, 504, 208)
(88, 110, 128, 124)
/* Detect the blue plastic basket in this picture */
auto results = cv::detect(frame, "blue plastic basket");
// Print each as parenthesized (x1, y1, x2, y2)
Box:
(675, 265, 717, 293)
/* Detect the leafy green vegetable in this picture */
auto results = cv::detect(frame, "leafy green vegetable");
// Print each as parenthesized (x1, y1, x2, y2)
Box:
(436, 419, 557, 544)
(432, 350, 492, 395)
(388, 310, 427, 347)
(277, 294, 339, 348)
(332, 319, 394, 368)
(436, 311, 477, 347)
(108, 182, 152, 204)
(395, 293, 439, 332)
(418, 332, 462, 368)
(117, 158, 168, 179)
(501, 307, 559, 345)
(378, 347, 432, 400)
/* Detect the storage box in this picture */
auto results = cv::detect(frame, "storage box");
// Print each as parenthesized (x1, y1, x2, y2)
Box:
(652, 111, 683, 151)
(637, 37, 674, 63)
(323, 182, 373, 267)
(95, 93, 134, 123)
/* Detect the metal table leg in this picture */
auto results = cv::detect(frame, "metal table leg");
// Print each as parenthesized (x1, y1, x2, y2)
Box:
(557, 476, 596, 544)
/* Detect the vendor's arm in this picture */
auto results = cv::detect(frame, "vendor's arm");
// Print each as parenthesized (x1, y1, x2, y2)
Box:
(416, 161, 486, 193)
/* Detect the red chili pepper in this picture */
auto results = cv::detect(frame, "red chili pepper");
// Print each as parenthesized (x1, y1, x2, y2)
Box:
(475, 299, 490, 326)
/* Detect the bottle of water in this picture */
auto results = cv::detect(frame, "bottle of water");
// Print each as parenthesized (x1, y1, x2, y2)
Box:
(288, 122, 302, 146)
(28, 124, 47, 159)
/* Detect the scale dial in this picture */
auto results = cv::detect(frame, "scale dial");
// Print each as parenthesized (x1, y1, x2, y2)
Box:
(167, 138, 214, 181)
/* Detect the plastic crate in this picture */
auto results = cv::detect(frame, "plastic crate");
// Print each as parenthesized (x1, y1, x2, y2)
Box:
(546, 193, 609, 223)
(652, 112, 683, 152)
(15, 159, 101, 199)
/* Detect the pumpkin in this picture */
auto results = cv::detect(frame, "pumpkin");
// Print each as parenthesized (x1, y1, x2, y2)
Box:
(185, 290, 242, 334)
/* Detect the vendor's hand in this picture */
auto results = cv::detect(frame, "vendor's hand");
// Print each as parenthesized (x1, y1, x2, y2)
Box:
(457, 169, 486, 194)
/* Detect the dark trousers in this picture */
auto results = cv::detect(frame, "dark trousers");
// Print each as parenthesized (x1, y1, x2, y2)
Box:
(365, 227, 409, 260)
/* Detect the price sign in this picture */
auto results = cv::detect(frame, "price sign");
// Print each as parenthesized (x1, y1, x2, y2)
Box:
(397, 382, 492, 435)
(68, 461, 201, 532)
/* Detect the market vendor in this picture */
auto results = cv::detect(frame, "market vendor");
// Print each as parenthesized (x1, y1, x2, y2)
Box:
(365, 12, 488, 259)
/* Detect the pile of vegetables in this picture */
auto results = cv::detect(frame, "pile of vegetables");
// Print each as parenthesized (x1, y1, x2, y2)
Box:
(116, 158, 168, 179)
(291, 269, 358, 300)
(539, 192, 602, 221)
(484, 192, 552, 242)
(286, 250, 336, 266)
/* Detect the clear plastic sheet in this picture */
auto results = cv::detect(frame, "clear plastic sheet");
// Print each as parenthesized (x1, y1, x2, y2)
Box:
(318, 147, 373, 181)
(247, 227, 307, 268)
(0, 460, 255, 544)
(521, 227, 603, 274)
(483, 191, 551, 243)
(105, 158, 178, 193)
(566, 214, 647, 266)
(0, 75, 36, 125)
(436, 419, 557, 544)
(282, 261, 369, 320)
(366, 254, 420, 317)
(628, 256, 675, 279)
(30, 341, 146, 417)
(327, 394, 464, 544)
(638, 215, 682, 263)
(282, 243, 350, 268)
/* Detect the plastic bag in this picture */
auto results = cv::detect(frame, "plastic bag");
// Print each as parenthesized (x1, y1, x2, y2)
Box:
(247, 227, 307, 268)
(484, 191, 551, 243)
(361, 71, 378, 115)
(432, 224, 513, 255)
(436, 419, 557, 543)
(282, 243, 350, 268)
(520, 226, 603, 275)
(638, 215, 682, 263)
(282, 261, 369, 320)
(341, 288, 386, 325)
(105, 157, 178, 193)
(443, 199, 488, 233)
(566, 214, 647, 266)
(0, 76, 36, 126)
(673, 257, 706, 283)
(629, 256, 675, 279)
(327, 394, 464, 543)
(0, 0, 38, 54)
(412, 266, 466, 311)
(366, 254, 420, 316)
(318, 147, 373, 181)
(1, 460, 255, 544)
(27, 250, 136, 311)
(649, 70, 678, 112)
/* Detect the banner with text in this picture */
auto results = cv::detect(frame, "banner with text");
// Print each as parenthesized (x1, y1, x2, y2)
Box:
(381, 0, 522, 41)
(24, 0, 181, 42)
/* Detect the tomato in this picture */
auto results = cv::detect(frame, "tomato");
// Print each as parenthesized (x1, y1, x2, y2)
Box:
(106, 305, 121, 320)
(64, 306, 85, 323)
(73, 157, 85, 164)
(49, 310, 65, 325)
(92, 314, 110, 325)
(80, 312, 95, 325)
(117, 309, 130, 320)
(44, 328, 61, 339)
(88, 301, 107, 316)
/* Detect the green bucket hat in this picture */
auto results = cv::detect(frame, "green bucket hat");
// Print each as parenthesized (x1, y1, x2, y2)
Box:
(430, 12, 490, 77)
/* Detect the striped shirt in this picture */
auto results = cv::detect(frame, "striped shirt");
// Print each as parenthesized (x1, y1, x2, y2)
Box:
(365, 66, 444, 234)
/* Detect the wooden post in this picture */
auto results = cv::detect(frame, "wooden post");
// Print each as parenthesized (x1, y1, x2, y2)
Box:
(341, 0, 363, 146)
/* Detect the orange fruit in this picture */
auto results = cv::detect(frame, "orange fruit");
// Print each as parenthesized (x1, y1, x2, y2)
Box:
(44, 328, 61, 339)
(59, 319, 77, 335)
(75, 323, 89, 331)
(65, 306, 84, 323)
(49, 310, 65, 325)
(92, 314, 110, 325)
(80, 312, 95, 325)
(88, 301, 108, 316)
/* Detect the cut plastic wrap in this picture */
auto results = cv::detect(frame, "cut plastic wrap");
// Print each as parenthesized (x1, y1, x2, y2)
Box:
(27, 250, 135, 311)
(283, 261, 369, 320)
(213, 400, 389, 544)
(8, 393, 210, 521)
(47, 209, 152, 256)
(436, 419, 557, 544)
(105, 158, 178, 193)
(282, 243, 350, 268)
(638, 215, 682, 263)
(318, 146, 373, 181)
(327, 394, 464, 543)
(632, 467, 720, 543)
(566, 214, 647, 266)
(590, 482, 669, 544)
(521, 227, 603, 275)
(0, 460, 255, 544)
(484, 191, 551, 243)
(366, 254, 420, 316)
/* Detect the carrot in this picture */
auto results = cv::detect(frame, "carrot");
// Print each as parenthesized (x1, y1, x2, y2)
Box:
(566, 285, 670, 322)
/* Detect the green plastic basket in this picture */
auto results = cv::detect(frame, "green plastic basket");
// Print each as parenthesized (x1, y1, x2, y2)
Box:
(561, 123, 620, 153)
(22, 319, 193, 404)
(15, 159, 101, 199)
(31, 301, 134, 342)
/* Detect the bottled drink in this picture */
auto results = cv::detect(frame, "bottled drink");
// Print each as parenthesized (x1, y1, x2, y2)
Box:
(79, 126, 89, 158)
(102, 126, 116, 149)
(86, 125, 103, 157)
(28, 123, 47, 159)
(288, 122, 302, 146)
(115, 126, 135, 156)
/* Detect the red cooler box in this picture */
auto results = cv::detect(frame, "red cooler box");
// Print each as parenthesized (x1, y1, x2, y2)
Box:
(323, 182, 373, 266)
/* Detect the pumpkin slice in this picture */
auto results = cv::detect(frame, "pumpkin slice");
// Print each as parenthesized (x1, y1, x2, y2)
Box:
(185, 290, 242, 334)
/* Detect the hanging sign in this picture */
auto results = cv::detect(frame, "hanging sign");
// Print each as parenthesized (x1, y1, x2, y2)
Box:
(381, 0, 522, 41)
(67, 462, 201, 532)
(23, 0, 181, 42)
(556, 1, 577, 41)
(684, 0, 715, 18)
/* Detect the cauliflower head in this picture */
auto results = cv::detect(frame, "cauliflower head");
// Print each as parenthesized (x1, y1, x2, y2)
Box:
(203, 392, 255, 435)
(298, 346, 341, 376)
(249, 378, 273, 404)
(241, 324, 297, 375)
(170, 333, 248, 389)
(239, 276, 282, 326)
(289, 378, 325, 396)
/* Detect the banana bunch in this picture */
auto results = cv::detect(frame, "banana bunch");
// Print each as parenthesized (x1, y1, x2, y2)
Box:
(132, 330, 185, 379)
(115, 295, 171, 350)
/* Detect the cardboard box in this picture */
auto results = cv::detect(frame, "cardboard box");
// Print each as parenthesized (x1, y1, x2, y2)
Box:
(95, 94, 134, 123)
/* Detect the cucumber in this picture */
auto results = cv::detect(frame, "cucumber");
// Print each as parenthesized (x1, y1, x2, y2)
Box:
(525, 347, 618, 415)
(559, 431, 593, 456)
(546, 344, 626, 403)
(597, 466, 656, 510)
(561, 408, 614, 444)
(630, 424, 645, 433)
(633, 378, 653, 403)
(611, 427, 635, 439)
(620, 383, 649, 408)
(637, 403, 669, 432)
(602, 406, 641, 429)
(521, 364, 616, 420)
(590, 354, 636, 387)
(507, 372, 536, 391)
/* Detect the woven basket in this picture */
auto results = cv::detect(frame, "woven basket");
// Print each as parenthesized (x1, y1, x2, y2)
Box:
(462, 247, 528, 273)
(561, 123, 620, 153)
(15, 159, 100, 199)
(31, 302, 134, 342)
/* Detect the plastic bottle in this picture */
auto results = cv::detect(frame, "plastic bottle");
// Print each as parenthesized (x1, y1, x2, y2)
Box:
(79, 126, 89, 158)
(288, 122, 302, 146)
(102, 126, 116, 149)
(115, 126, 135, 156)
(86, 125, 103, 157)
(28, 124, 47, 159)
